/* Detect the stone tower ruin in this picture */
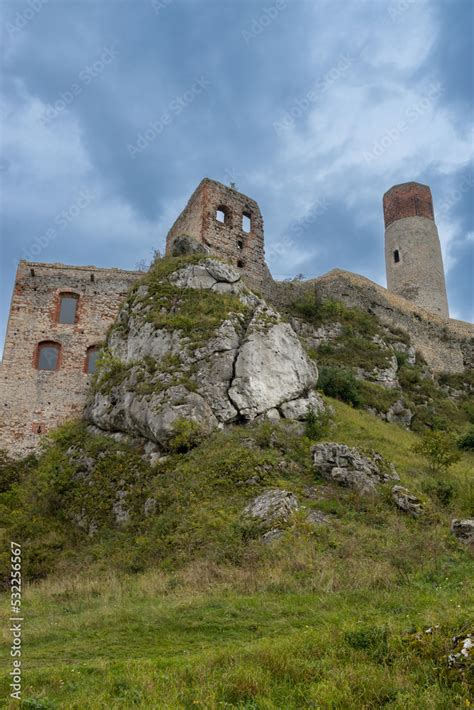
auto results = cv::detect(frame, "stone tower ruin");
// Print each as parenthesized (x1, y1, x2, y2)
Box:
(165, 178, 271, 292)
(383, 181, 449, 318)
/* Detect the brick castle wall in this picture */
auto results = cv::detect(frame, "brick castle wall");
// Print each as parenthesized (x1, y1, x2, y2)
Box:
(383, 182, 434, 228)
(0, 261, 141, 457)
(165, 178, 271, 292)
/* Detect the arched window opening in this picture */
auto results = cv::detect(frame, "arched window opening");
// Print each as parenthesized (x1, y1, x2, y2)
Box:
(237, 239, 244, 251)
(242, 212, 251, 233)
(36, 342, 61, 371)
(237, 259, 245, 269)
(216, 206, 230, 225)
(58, 293, 79, 324)
(85, 346, 100, 374)
(393, 249, 400, 264)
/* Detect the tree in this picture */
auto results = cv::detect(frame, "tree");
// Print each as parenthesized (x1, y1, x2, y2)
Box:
(412, 431, 461, 474)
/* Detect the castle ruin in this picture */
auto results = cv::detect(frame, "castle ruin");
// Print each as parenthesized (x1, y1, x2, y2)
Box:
(0, 178, 467, 457)
(383, 182, 449, 318)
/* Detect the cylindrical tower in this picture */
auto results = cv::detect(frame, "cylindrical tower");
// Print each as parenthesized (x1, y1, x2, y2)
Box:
(383, 181, 449, 318)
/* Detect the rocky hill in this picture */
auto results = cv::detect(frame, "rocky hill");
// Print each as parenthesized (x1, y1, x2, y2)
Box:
(0, 252, 473, 708)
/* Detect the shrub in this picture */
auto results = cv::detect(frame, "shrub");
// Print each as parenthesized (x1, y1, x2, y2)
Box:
(168, 418, 204, 453)
(422, 479, 455, 507)
(412, 431, 462, 474)
(458, 426, 474, 451)
(304, 407, 332, 441)
(317, 367, 361, 407)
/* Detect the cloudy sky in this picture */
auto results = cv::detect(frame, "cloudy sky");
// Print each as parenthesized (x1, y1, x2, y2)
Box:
(1, 0, 473, 352)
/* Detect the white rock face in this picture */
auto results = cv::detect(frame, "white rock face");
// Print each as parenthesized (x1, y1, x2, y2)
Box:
(88, 258, 321, 450)
(280, 391, 325, 420)
(244, 489, 299, 524)
(228, 306, 318, 420)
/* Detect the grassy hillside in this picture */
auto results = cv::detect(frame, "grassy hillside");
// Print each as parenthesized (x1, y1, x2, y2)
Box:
(1, 399, 473, 708)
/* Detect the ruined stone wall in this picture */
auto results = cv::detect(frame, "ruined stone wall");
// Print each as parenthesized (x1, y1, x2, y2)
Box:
(383, 182, 449, 318)
(272, 269, 472, 374)
(166, 178, 270, 292)
(0, 261, 141, 457)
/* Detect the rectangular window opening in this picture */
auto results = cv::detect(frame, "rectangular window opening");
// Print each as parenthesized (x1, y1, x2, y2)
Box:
(59, 295, 78, 324)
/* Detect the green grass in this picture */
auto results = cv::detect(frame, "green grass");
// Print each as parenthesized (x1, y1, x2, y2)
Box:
(1, 399, 473, 707)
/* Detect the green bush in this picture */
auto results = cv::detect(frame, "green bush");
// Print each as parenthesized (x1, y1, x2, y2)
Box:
(458, 426, 474, 451)
(412, 431, 462, 474)
(304, 407, 332, 441)
(318, 367, 361, 407)
(422, 479, 455, 507)
(167, 418, 205, 453)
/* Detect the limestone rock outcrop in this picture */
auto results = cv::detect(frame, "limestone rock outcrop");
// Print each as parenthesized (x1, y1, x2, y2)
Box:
(451, 519, 474, 545)
(311, 442, 399, 495)
(244, 489, 299, 524)
(87, 257, 321, 450)
(391, 485, 423, 517)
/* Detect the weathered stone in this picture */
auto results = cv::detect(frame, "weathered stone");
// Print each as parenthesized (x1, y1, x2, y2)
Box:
(169, 264, 217, 290)
(448, 634, 473, 669)
(244, 489, 299, 524)
(451, 519, 474, 545)
(261, 528, 283, 543)
(311, 442, 398, 495)
(168, 234, 210, 256)
(0, 261, 142, 458)
(386, 400, 413, 427)
(165, 178, 269, 293)
(306, 509, 329, 525)
(87, 258, 319, 449)
(228, 306, 318, 419)
(392, 485, 423, 516)
(203, 259, 240, 283)
(112, 490, 130, 525)
(280, 391, 325, 420)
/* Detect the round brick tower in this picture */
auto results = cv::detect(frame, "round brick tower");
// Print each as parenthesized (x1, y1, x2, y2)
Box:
(383, 181, 449, 318)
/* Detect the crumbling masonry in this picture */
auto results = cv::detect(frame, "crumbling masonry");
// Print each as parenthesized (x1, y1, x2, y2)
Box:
(0, 178, 467, 456)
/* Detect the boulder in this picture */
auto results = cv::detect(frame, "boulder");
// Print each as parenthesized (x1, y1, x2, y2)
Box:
(88, 257, 320, 449)
(391, 485, 423, 516)
(168, 234, 210, 256)
(311, 442, 398, 495)
(228, 306, 318, 420)
(280, 391, 325, 420)
(451, 519, 474, 545)
(386, 400, 413, 428)
(244, 489, 299, 524)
